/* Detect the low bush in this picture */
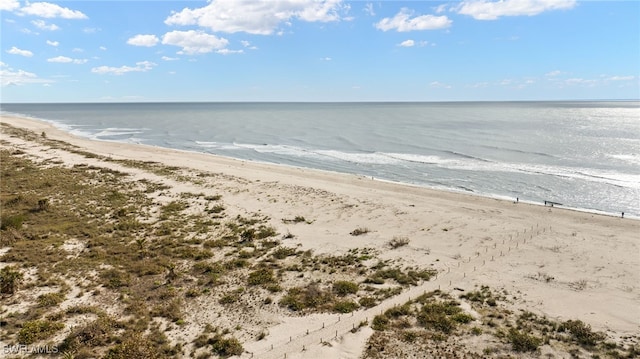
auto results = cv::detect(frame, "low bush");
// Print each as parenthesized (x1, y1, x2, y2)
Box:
(37, 292, 65, 307)
(17, 320, 64, 344)
(104, 333, 162, 359)
(332, 280, 359, 296)
(359, 296, 378, 308)
(333, 300, 359, 313)
(279, 284, 333, 312)
(247, 268, 276, 286)
(0, 214, 26, 230)
(558, 320, 606, 347)
(388, 236, 410, 249)
(372, 315, 389, 331)
(508, 328, 542, 352)
(0, 266, 23, 294)
(59, 317, 116, 352)
(210, 335, 243, 357)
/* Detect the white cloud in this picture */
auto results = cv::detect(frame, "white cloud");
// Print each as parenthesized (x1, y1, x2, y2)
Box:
(430, 81, 452, 89)
(161, 30, 228, 55)
(20, 2, 88, 19)
(564, 78, 597, 86)
(216, 49, 243, 55)
(467, 82, 490, 88)
(434, 4, 449, 14)
(47, 56, 73, 63)
(46, 40, 59, 46)
(457, 0, 576, 20)
(362, 3, 376, 16)
(0, 64, 51, 86)
(31, 19, 59, 31)
(376, 8, 452, 32)
(298, 0, 344, 22)
(321, 57, 332, 61)
(608, 75, 635, 81)
(0, 0, 20, 11)
(363, 3, 375, 16)
(7, 46, 33, 57)
(99, 46, 107, 51)
(161, 56, 179, 61)
(240, 40, 258, 50)
(72, 48, 83, 53)
(91, 61, 157, 75)
(47, 56, 87, 64)
(398, 39, 415, 47)
(165, 0, 347, 35)
(127, 34, 159, 47)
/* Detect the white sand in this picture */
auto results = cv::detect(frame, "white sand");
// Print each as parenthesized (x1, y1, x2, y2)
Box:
(2, 115, 638, 358)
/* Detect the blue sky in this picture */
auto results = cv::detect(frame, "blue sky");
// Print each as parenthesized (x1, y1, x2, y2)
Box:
(1, 0, 638, 102)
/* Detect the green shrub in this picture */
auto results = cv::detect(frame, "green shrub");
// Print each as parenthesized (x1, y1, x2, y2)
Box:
(59, 317, 115, 352)
(100, 269, 130, 289)
(247, 268, 276, 286)
(388, 236, 410, 248)
(17, 320, 64, 344)
(333, 300, 359, 313)
(416, 300, 463, 334)
(452, 313, 474, 324)
(417, 312, 455, 334)
(558, 320, 606, 347)
(37, 292, 65, 307)
(105, 333, 162, 359)
(207, 204, 225, 214)
(279, 284, 333, 312)
(161, 201, 187, 217)
(272, 246, 297, 259)
(211, 335, 243, 357)
(359, 296, 377, 308)
(385, 304, 411, 318)
(219, 289, 243, 304)
(371, 315, 389, 331)
(0, 214, 25, 230)
(0, 266, 23, 294)
(151, 299, 182, 322)
(282, 216, 308, 224)
(508, 328, 542, 352)
(332, 280, 359, 296)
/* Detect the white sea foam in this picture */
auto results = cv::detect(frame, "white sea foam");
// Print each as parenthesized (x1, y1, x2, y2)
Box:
(608, 153, 640, 166)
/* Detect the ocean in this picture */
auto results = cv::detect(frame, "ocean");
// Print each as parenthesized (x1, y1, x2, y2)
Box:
(2, 101, 639, 217)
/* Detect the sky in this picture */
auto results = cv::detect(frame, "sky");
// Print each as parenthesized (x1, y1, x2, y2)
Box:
(0, 0, 638, 102)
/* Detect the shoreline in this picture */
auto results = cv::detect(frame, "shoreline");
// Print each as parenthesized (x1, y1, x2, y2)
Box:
(1, 114, 635, 221)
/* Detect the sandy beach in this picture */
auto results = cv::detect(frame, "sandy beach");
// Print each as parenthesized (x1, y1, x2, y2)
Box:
(1, 114, 638, 358)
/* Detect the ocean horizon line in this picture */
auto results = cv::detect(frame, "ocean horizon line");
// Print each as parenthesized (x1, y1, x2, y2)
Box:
(2, 99, 639, 105)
